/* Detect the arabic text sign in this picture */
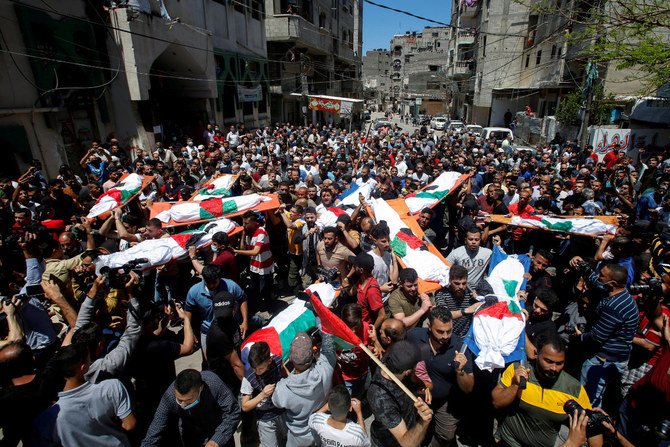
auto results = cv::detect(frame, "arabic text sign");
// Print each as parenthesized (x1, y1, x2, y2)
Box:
(309, 97, 341, 113)
(590, 128, 631, 161)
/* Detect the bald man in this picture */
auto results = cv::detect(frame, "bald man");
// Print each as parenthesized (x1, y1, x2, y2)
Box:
(380, 318, 406, 349)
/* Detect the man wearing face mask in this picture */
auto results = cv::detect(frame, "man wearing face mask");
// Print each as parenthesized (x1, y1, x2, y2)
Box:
(142, 369, 240, 447)
(492, 335, 601, 447)
(569, 263, 638, 406)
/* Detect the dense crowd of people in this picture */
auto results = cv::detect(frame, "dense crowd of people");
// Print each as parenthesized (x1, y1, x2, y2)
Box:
(1, 119, 670, 447)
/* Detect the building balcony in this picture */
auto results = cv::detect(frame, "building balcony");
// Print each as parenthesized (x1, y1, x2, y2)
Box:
(457, 30, 476, 46)
(266, 14, 332, 54)
(459, 4, 479, 19)
(449, 60, 474, 79)
(335, 42, 355, 62)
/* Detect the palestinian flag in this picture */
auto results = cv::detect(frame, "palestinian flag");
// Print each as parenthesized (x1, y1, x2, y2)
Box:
(169, 217, 240, 249)
(309, 289, 362, 350)
(486, 246, 530, 301)
(155, 194, 269, 223)
(240, 300, 317, 368)
(316, 183, 373, 228)
(370, 197, 450, 286)
(509, 215, 617, 236)
(192, 174, 238, 202)
(405, 171, 468, 214)
(87, 173, 144, 219)
(464, 300, 526, 371)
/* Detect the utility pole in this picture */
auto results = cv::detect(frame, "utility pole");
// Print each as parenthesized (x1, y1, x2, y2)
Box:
(300, 54, 309, 127)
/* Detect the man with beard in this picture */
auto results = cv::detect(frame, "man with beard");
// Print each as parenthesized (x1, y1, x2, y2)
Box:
(434, 266, 481, 339)
(446, 228, 492, 289)
(387, 268, 432, 329)
(492, 334, 600, 447)
(524, 287, 560, 358)
(417, 208, 437, 244)
(407, 306, 474, 446)
(317, 227, 354, 284)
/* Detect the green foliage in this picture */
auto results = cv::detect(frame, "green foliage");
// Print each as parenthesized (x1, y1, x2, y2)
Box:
(527, 0, 670, 95)
(556, 91, 582, 126)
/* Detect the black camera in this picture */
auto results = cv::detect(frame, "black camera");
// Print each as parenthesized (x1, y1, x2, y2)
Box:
(563, 400, 613, 435)
(574, 260, 590, 274)
(564, 323, 586, 335)
(316, 266, 340, 284)
(99, 258, 148, 289)
(629, 278, 663, 296)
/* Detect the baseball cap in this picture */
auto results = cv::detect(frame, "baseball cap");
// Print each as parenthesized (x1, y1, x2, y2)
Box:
(385, 340, 419, 374)
(290, 332, 314, 367)
(348, 252, 375, 272)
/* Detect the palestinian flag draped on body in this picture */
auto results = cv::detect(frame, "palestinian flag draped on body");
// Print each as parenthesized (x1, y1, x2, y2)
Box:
(316, 183, 373, 228)
(508, 215, 617, 236)
(155, 194, 270, 224)
(463, 250, 527, 371)
(240, 283, 338, 368)
(405, 171, 469, 214)
(370, 197, 450, 286)
(87, 173, 144, 219)
(95, 217, 241, 272)
(191, 174, 238, 202)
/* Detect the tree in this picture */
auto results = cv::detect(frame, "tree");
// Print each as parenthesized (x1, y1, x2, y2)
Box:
(529, 0, 670, 95)
(555, 85, 614, 127)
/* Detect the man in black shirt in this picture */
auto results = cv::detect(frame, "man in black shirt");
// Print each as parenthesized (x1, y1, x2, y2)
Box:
(207, 290, 246, 395)
(367, 340, 433, 447)
(525, 287, 560, 359)
(524, 249, 553, 302)
(407, 306, 475, 446)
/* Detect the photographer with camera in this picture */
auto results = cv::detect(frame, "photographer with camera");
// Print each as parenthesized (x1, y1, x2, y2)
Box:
(492, 333, 603, 447)
(65, 271, 143, 384)
(567, 261, 639, 407)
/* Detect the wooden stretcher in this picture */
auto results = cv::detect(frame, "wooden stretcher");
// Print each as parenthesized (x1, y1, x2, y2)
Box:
(369, 199, 451, 294)
(149, 193, 281, 228)
(93, 173, 155, 221)
(189, 174, 239, 201)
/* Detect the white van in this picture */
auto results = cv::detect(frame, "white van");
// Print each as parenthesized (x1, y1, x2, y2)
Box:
(482, 127, 513, 143)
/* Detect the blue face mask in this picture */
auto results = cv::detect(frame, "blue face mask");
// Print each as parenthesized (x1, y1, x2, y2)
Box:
(181, 398, 200, 410)
(211, 245, 219, 253)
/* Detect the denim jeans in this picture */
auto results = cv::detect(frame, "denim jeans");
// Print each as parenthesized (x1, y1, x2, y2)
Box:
(580, 355, 627, 407)
(257, 413, 287, 447)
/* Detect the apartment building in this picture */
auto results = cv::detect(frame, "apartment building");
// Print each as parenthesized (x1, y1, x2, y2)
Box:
(264, 0, 363, 123)
(0, 0, 269, 178)
(362, 49, 390, 111)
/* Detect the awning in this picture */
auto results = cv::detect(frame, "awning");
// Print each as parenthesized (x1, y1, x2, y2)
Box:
(630, 98, 670, 125)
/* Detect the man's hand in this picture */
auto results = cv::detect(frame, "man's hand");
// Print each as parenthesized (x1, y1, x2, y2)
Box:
(81, 217, 92, 233)
(188, 246, 197, 259)
(1, 298, 17, 317)
(175, 303, 187, 320)
(308, 226, 318, 235)
(517, 290, 528, 302)
(240, 320, 248, 339)
(336, 221, 346, 232)
(42, 280, 64, 303)
(350, 398, 362, 415)
(512, 363, 529, 386)
(465, 302, 482, 315)
(563, 410, 589, 447)
(113, 208, 123, 219)
(453, 350, 467, 372)
(569, 256, 584, 268)
(414, 398, 433, 424)
(88, 275, 107, 299)
(591, 408, 616, 436)
(261, 383, 276, 398)
(125, 271, 140, 294)
(419, 293, 432, 312)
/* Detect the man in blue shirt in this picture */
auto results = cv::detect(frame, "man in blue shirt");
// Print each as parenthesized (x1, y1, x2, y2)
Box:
(570, 263, 638, 407)
(184, 265, 248, 352)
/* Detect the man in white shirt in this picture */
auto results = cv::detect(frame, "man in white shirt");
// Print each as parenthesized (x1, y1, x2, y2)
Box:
(226, 125, 240, 147)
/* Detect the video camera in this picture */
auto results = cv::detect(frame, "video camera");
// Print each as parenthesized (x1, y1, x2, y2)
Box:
(316, 266, 340, 284)
(99, 258, 148, 289)
(1, 284, 45, 306)
(629, 278, 663, 296)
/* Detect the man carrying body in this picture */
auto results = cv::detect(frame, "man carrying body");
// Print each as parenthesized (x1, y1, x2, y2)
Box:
(387, 268, 432, 329)
(446, 227, 492, 289)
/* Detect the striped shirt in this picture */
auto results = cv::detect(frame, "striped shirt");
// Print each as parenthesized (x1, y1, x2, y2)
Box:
(246, 227, 274, 275)
(308, 412, 371, 447)
(582, 271, 639, 362)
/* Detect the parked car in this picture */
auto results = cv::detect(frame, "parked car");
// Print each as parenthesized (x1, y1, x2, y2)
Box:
(511, 146, 537, 156)
(447, 121, 465, 132)
(430, 117, 448, 130)
(373, 120, 392, 130)
(465, 124, 483, 136)
(482, 127, 514, 143)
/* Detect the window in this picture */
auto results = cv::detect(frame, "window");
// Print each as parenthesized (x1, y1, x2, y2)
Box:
(432, 32, 439, 37)
(250, 0, 264, 19)
(482, 36, 487, 57)
(551, 44, 556, 59)
(404, 55, 411, 63)
(429, 65, 439, 72)
(427, 81, 441, 90)
(234, 0, 246, 14)
(319, 11, 326, 28)
(437, 42, 441, 47)
(536, 50, 542, 65)
(557, 46, 562, 58)
(525, 54, 530, 68)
